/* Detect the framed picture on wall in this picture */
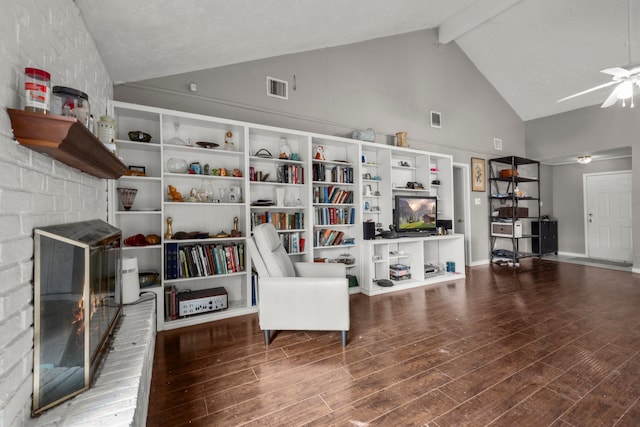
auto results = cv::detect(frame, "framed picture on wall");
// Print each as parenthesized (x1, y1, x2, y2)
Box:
(471, 157, 486, 192)
(128, 165, 146, 175)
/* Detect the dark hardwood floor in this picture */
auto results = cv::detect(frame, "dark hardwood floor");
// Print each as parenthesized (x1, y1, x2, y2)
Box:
(147, 259, 640, 426)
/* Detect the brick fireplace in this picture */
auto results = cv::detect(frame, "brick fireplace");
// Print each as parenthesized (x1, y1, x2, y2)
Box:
(33, 220, 123, 414)
(28, 297, 155, 426)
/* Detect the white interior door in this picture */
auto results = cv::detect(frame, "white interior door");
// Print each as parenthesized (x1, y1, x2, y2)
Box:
(584, 171, 632, 261)
(453, 163, 471, 265)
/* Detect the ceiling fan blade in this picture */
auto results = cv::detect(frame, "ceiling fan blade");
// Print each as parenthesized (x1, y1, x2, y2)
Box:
(557, 80, 619, 103)
(600, 87, 620, 108)
(600, 67, 631, 77)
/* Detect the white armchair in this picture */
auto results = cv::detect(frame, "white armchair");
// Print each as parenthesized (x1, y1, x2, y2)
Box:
(247, 223, 350, 346)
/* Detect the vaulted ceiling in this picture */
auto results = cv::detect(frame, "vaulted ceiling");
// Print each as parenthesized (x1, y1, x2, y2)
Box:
(76, 0, 639, 122)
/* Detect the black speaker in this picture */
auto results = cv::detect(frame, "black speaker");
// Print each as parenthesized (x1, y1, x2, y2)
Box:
(437, 219, 453, 230)
(363, 221, 376, 240)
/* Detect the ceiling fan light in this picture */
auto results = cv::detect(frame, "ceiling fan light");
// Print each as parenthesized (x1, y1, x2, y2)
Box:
(577, 155, 592, 164)
(616, 81, 634, 99)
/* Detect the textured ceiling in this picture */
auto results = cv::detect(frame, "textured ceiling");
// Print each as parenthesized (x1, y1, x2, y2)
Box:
(76, 0, 640, 121)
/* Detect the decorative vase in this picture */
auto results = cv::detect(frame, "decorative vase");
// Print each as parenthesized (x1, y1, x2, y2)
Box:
(395, 131, 408, 147)
(276, 188, 285, 206)
(166, 158, 188, 173)
(117, 187, 137, 211)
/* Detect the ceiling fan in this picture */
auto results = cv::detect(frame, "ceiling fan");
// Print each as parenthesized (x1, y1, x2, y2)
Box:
(558, 0, 639, 108)
(557, 66, 640, 108)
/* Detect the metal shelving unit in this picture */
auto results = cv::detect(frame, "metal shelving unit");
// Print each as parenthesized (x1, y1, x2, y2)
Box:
(488, 156, 541, 266)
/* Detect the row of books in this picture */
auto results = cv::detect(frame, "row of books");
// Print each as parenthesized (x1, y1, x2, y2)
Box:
(311, 164, 354, 183)
(165, 242, 245, 280)
(313, 228, 350, 247)
(313, 185, 354, 204)
(251, 211, 304, 230)
(276, 164, 304, 184)
(281, 232, 305, 253)
(314, 207, 355, 226)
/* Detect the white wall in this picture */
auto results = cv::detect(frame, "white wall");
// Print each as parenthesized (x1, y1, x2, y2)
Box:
(526, 105, 640, 267)
(0, 1, 113, 425)
(115, 29, 526, 264)
(550, 157, 632, 256)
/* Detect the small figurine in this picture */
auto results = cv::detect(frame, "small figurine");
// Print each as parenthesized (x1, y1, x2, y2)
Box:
(315, 145, 325, 160)
(165, 217, 173, 239)
(279, 137, 291, 159)
(232, 168, 243, 177)
(231, 216, 242, 237)
(167, 185, 184, 202)
(224, 131, 235, 151)
(190, 162, 202, 174)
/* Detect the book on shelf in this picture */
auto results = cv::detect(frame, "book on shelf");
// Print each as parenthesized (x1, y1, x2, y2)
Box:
(169, 286, 178, 320)
(238, 243, 245, 270)
(164, 287, 172, 320)
(251, 272, 257, 306)
(164, 242, 179, 280)
(225, 246, 234, 272)
(212, 245, 222, 274)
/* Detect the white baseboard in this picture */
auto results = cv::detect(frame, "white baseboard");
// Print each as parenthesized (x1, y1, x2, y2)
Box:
(469, 259, 490, 267)
(557, 251, 587, 258)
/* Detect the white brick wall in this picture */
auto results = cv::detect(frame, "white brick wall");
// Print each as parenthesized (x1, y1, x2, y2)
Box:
(0, 1, 114, 426)
(26, 296, 156, 427)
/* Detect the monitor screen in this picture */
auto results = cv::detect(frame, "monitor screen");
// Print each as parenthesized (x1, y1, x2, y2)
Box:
(393, 195, 437, 232)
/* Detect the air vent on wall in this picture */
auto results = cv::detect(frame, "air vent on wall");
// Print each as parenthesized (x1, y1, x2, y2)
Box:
(267, 76, 288, 100)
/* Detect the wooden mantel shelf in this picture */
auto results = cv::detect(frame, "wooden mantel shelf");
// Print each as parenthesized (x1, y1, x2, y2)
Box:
(7, 108, 127, 179)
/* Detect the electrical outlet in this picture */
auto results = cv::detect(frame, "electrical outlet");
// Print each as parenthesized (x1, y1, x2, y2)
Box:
(475, 198, 482, 205)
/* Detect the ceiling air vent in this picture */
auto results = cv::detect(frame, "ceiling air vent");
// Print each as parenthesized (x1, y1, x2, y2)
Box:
(266, 76, 288, 100)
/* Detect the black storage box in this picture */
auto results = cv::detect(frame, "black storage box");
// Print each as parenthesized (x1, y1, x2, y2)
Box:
(497, 206, 529, 218)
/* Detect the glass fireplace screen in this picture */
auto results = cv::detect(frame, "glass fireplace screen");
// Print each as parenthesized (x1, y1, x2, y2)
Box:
(33, 219, 122, 415)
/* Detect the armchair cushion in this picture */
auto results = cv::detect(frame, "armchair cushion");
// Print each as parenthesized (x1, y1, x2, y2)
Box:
(252, 223, 296, 277)
(295, 262, 345, 278)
